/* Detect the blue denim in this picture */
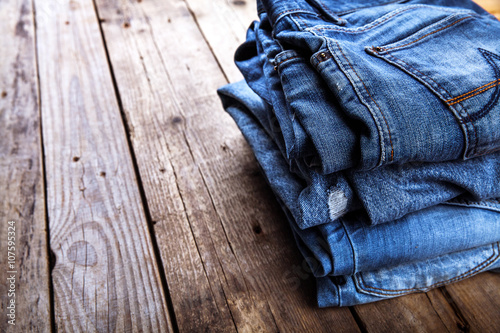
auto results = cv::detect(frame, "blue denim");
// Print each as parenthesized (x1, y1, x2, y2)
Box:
(316, 242, 500, 307)
(217, 0, 500, 306)
(234, 13, 500, 227)
(257, 0, 500, 174)
(218, 80, 500, 306)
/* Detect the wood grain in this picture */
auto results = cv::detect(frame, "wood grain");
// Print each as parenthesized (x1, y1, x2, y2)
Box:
(94, 1, 238, 331)
(33, 0, 173, 331)
(0, 0, 495, 330)
(94, 0, 359, 331)
(183, 0, 258, 82)
(0, 0, 51, 331)
(352, 290, 468, 333)
(442, 272, 500, 332)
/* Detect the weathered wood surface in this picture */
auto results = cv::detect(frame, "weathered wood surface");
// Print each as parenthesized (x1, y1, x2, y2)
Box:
(182, 0, 258, 83)
(94, 0, 358, 331)
(0, 0, 51, 332)
(443, 272, 500, 332)
(33, 0, 173, 331)
(1, 0, 499, 331)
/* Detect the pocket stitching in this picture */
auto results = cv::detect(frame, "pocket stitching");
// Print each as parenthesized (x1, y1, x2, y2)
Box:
(378, 50, 480, 157)
(355, 242, 500, 296)
(381, 15, 474, 51)
(311, 6, 417, 33)
(308, 5, 474, 34)
(447, 79, 500, 105)
(275, 56, 301, 69)
(333, 41, 395, 163)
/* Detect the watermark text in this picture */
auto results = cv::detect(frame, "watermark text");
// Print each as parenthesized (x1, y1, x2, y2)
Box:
(6, 220, 16, 326)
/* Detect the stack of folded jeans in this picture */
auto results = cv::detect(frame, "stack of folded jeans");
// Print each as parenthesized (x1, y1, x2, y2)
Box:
(217, 0, 500, 307)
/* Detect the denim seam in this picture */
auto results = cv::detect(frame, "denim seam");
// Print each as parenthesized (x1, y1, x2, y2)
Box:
(472, 146, 500, 157)
(382, 15, 474, 51)
(311, 5, 418, 33)
(312, 0, 339, 23)
(339, 219, 357, 276)
(447, 79, 500, 105)
(332, 0, 410, 16)
(460, 48, 500, 123)
(380, 50, 478, 157)
(355, 242, 500, 296)
(308, 5, 474, 34)
(332, 41, 395, 163)
(274, 9, 318, 26)
(290, 13, 310, 31)
(444, 200, 500, 212)
(275, 56, 301, 69)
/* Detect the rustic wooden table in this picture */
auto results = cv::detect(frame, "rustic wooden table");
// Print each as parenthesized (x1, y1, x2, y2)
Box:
(1, 0, 499, 331)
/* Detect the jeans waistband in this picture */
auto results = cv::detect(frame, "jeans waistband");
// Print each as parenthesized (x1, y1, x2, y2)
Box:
(258, 0, 410, 25)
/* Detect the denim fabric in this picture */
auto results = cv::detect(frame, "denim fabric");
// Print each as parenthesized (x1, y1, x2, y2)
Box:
(218, 81, 500, 306)
(235, 17, 500, 227)
(316, 242, 500, 307)
(217, 0, 500, 306)
(258, 0, 500, 174)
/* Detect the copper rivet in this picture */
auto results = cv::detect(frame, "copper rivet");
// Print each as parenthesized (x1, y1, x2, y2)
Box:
(320, 52, 327, 58)
(274, 66, 277, 71)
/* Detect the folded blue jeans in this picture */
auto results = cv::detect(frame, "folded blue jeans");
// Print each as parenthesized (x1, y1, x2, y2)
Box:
(255, 0, 500, 174)
(218, 80, 500, 306)
(234, 12, 500, 227)
(217, 0, 500, 306)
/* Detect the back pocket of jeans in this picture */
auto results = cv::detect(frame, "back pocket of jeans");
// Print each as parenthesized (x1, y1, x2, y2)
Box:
(366, 12, 500, 159)
(354, 242, 500, 297)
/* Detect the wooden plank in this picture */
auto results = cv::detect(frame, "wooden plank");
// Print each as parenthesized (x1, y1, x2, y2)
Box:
(94, 0, 360, 331)
(33, 0, 173, 331)
(353, 290, 467, 333)
(183, 0, 258, 82)
(93, 1, 274, 331)
(94, 1, 238, 331)
(441, 272, 500, 332)
(0, 0, 52, 331)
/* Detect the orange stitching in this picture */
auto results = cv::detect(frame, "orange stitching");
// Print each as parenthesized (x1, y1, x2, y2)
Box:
(383, 51, 479, 155)
(335, 41, 394, 161)
(384, 16, 472, 51)
(275, 9, 317, 23)
(448, 81, 500, 106)
(294, 13, 310, 30)
(275, 56, 300, 68)
(357, 242, 500, 295)
(447, 78, 500, 102)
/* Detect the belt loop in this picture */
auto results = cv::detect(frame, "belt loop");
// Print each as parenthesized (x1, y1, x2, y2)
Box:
(306, 0, 348, 26)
